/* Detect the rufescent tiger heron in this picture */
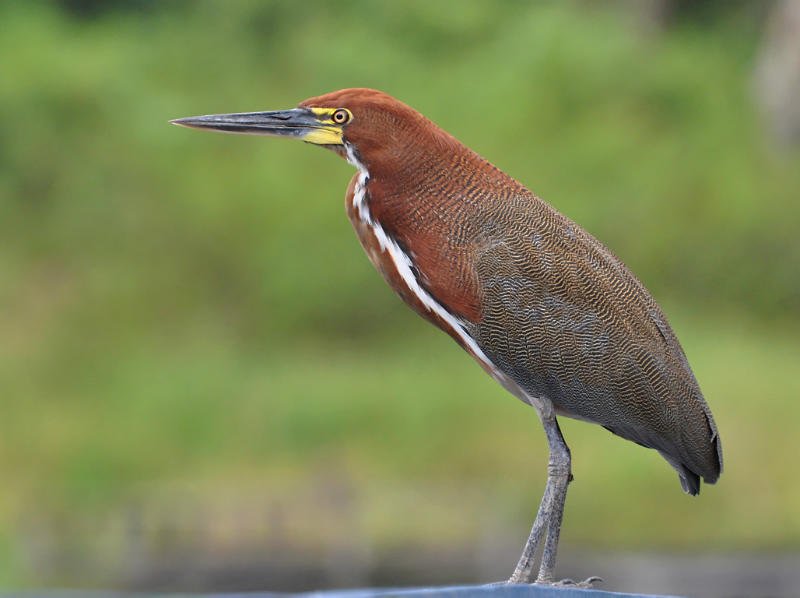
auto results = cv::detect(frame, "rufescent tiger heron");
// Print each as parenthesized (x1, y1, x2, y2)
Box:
(171, 88, 723, 586)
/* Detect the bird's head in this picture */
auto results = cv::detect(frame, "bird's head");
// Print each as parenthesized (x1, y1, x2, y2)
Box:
(171, 88, 447, 172)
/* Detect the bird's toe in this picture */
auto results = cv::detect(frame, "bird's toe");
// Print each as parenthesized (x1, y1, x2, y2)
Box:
(550, 576, 603, 588)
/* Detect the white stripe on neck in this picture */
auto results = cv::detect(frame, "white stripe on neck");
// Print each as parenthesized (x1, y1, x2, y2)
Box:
(344, 144, 493, 367)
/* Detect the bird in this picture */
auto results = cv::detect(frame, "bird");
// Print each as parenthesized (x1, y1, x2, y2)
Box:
(171, 88, 722, 585)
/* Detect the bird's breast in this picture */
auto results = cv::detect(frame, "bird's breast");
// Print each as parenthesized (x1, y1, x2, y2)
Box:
(344, 172, 460, 329)
(343, 170, 508, 380)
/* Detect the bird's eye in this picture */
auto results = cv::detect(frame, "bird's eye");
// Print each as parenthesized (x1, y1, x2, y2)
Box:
(332, 109, 350, 124)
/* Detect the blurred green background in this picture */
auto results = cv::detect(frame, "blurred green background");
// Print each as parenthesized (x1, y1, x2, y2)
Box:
(1, 0, 799, 594)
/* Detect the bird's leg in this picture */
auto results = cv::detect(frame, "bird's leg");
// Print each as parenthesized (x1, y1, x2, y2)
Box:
(507, 477, 551, 582)
(507, 413, 571, 584)
(534, 417, 571, 584)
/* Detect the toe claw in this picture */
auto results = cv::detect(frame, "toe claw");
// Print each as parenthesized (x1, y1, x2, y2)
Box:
(551, 576, 603, 588)
(575, 576, 603, 588)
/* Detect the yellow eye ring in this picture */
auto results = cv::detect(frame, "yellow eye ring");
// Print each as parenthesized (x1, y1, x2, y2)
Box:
(332, 109, 350, 124)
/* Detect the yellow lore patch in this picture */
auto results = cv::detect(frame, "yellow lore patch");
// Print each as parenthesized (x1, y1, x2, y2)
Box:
(302, 126, 343, 145)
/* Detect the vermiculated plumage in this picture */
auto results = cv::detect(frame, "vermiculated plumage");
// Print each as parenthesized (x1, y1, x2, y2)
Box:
(467, 188, 722, 495)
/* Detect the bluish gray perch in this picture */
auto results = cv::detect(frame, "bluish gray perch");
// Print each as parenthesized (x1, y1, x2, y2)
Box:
(4, 583, 686, 598)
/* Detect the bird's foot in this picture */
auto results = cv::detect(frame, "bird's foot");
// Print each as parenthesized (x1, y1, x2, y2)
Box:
(549, 576, 603, 589)
(495, 575, 602, 588)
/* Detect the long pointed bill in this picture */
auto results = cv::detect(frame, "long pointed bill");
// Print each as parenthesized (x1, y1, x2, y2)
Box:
(170, 108, 343, 145)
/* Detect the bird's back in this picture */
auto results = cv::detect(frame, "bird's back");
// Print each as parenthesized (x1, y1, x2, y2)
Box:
(465, 189, 722, 494)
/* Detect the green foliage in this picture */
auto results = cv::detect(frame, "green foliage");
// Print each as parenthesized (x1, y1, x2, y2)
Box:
(1, 0, 798, 587)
